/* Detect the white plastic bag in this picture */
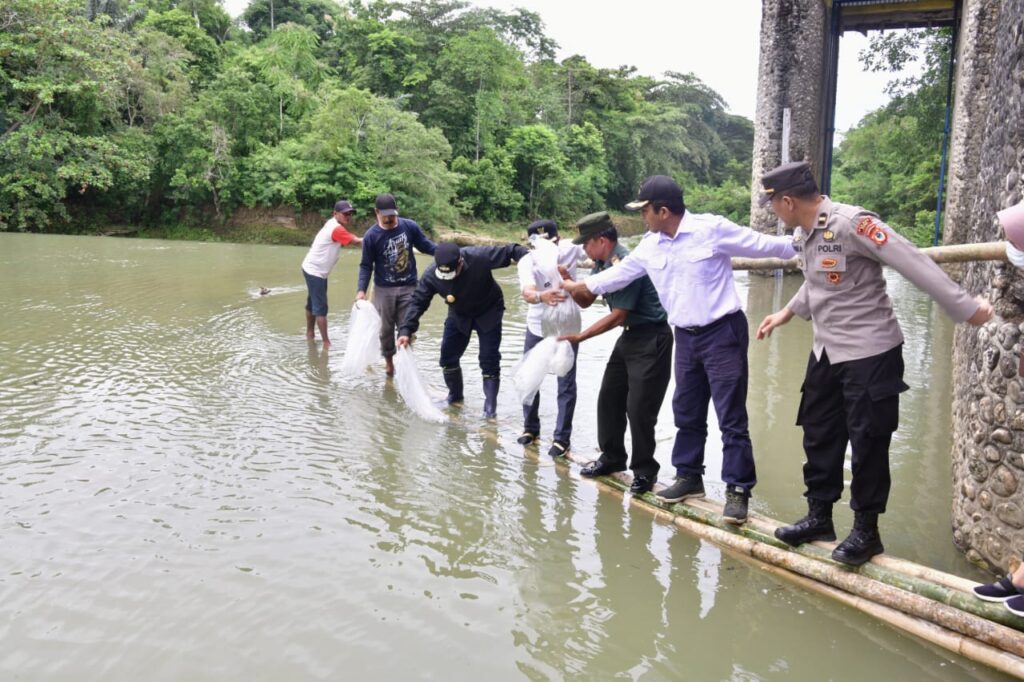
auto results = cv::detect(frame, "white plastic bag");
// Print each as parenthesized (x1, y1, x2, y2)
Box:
(512, 337, 576, 405)
(530, 237, 581, 336)
(393, 346, 447, 423)
(548, 339, 576, 377)
(340, 300, 382, 375)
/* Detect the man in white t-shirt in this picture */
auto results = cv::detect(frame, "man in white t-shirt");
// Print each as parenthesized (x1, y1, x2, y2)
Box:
(301, 200, 363, 348)
(516, 219, 586, 457)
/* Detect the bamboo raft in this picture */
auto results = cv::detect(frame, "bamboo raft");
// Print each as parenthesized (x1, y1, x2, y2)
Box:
(547, 240, 1022, 676)
(547, 450, 1024, 678)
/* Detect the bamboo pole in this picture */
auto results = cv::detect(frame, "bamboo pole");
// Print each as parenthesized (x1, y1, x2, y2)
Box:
(731, 240, 1008, 271)
(557, 452, 1024, 665)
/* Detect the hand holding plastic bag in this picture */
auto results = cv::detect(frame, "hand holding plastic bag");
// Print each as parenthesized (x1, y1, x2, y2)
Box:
(530, 237, 581, 336)
(393, 346, 447, 423)
(340, 300, 382, 375)
(512, 337, 576, 405)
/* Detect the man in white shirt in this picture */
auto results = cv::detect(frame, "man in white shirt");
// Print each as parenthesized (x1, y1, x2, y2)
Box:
(516, 219, 586, 457)
(561, 176, 795, 524)
(301, 200, 363, 348)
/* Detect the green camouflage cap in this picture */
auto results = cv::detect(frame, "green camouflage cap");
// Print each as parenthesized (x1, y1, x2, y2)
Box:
(573, 211, 615, 245)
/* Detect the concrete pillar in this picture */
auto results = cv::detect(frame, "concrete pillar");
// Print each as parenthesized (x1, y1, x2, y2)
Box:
(750, 0, 829, 234)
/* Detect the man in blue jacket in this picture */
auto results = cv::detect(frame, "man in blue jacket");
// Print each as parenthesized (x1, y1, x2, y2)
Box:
(357, 193, 436, 376)
(397, 242, 529, 418)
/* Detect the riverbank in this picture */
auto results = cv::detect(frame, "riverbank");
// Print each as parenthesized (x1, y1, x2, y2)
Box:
(74, 210, 649, 247)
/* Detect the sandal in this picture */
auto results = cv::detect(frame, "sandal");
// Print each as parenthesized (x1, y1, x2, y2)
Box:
(516, 432, 537, 446)
(973, 575, 1020, 602)
(547, 440, 570, 458)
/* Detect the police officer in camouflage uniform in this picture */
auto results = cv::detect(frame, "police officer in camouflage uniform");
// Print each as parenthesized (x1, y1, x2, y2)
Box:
(756, 161, 994, 566)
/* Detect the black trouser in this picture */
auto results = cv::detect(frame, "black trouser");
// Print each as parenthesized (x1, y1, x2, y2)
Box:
(797, 344, 908, 514)
(596, 323, 673, 478)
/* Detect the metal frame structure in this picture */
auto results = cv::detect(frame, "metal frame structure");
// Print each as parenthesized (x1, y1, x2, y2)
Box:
(818, 0, 961, 243)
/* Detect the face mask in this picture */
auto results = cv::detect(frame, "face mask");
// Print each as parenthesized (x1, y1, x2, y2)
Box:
(1007, 242, 1024, 269)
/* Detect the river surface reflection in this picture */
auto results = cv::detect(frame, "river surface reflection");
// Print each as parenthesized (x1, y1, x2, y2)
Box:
(0, 233, 1012, 680)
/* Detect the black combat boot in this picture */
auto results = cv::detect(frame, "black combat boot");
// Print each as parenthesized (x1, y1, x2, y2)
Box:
(482, 375, 499, 418)
(443, 367, 464, 404)
(832, 511, 885, 566)
(775, 498, 836, 547)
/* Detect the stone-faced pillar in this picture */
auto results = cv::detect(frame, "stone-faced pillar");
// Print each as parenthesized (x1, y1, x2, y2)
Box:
(750, 0, 829, 234)
(950, 0, 1024, 572)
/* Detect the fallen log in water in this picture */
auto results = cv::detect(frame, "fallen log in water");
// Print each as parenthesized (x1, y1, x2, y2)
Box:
(553, 451, 1024, 676)
(731, 240, 1009, 271)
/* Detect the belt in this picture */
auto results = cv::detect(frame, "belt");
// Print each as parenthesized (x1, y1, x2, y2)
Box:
(677, 312, 735, 336)
(623, 321, 668, 333)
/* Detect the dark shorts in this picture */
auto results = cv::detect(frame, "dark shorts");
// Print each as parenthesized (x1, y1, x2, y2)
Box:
(303, 270, 328, 316)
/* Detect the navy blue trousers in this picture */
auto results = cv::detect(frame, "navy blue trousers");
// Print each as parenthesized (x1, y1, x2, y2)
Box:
(670, 310, 756, 494)
(521, 330, 578, 443)
(439, 316, 502, 378)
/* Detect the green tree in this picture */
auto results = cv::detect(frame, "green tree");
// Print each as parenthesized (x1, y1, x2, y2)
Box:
(251, 22, 324, 138)
(421, 28, 529, 161)
(0, 0, 149, 231)
(832, 28, 950, 246)
(502, 124, 568, 219)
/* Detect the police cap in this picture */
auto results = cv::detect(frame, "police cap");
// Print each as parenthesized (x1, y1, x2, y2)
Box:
(573, 211, 615, 245)
(759, 161, 819, 207)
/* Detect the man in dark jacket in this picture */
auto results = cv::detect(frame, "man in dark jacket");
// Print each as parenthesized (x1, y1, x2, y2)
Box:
(397, 241, 529, 418)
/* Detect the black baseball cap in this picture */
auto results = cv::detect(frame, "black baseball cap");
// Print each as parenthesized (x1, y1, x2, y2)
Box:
(333, 200, 354, 213)
(375, 193, 398, 216)
(526, 219, 558, 240)
(625, 175, 684, 211)
(759, 161, 818, 206)
(434, 242, 461, 280)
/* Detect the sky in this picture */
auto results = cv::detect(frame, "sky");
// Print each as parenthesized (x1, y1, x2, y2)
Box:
(223, 0, 911, 134)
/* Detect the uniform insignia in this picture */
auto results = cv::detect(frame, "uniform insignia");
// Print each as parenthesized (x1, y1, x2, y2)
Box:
(611, 256, 620, 265)
(794, 234, 802, 243)
(817, 214, 828, 227)
(445, 294, 455, 304)
(821, 258, 838, 269)
(856, 217, 874, 235)
(827, 272, 841, 285)
(868, 226, 888, 247)
(823, 230, 835, 241)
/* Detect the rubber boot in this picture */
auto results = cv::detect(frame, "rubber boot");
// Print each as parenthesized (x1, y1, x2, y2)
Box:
(443, 367, 464, 404)
(775, 498, 836, 547)
(832, 511, 885, 566)
(482, 375, 499, 418)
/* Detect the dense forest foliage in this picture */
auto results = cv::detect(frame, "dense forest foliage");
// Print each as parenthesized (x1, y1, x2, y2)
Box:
(0, 0, 756, 234)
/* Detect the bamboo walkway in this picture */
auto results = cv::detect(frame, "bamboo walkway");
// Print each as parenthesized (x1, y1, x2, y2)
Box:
(547, 449, 1024, 678)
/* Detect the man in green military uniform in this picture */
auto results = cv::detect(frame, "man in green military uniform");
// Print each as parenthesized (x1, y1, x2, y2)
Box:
(756, 161, 993, 566)
(558, 212, 673, 494)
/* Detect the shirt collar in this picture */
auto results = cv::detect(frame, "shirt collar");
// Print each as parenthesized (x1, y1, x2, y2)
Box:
(656, 210, 692, 244)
